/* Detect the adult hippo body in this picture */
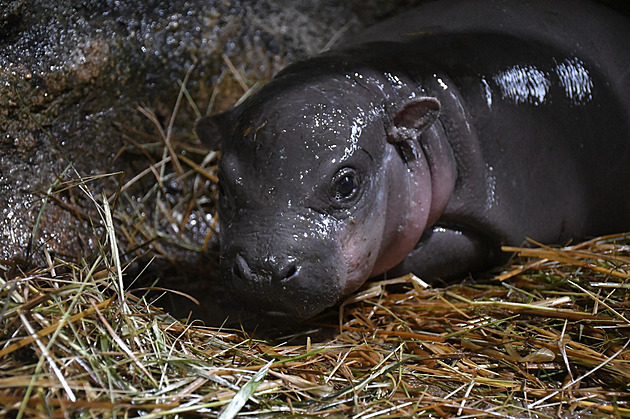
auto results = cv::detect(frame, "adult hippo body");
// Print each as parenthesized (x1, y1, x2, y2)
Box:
(196, 0, 630, 320)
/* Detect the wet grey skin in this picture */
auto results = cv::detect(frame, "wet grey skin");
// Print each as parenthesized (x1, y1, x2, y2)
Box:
(196, 0, 630, 320)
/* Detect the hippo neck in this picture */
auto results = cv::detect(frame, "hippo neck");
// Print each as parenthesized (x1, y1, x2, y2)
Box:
(368, 76, 461, 277)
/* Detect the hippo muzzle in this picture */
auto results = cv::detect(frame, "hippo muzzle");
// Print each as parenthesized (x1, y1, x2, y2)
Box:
(219, 214, 344, 319)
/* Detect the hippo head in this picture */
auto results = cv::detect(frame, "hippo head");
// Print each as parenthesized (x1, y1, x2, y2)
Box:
(195, 65, 448, 320)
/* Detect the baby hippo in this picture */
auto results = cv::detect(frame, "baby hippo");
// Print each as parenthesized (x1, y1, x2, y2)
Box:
(195, 0, 630, 319)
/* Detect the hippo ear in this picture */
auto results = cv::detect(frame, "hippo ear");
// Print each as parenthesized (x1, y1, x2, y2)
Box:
(387, 97, 441, 143)
(194, 112, 233, 150)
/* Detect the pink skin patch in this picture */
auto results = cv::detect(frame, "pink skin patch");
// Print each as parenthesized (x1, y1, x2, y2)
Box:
(370, 141, 433, 276)
(336, 143, 434, 295)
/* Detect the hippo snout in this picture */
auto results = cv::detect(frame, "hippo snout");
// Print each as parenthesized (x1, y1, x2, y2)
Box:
(221, 247, 343, 320)
(231, 253, 299, 286)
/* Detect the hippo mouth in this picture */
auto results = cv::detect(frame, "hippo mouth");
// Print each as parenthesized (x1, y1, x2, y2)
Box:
(229, 284, 341, 321)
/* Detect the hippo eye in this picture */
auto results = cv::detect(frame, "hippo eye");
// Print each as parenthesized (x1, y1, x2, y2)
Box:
(331, 167, 360, 203)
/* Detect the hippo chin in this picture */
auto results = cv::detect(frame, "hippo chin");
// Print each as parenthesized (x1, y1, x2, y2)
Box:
(196, 0, 630, 320)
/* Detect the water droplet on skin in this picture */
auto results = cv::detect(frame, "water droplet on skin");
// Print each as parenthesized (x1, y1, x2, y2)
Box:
(555, 57, 593, 104)
(481, 77, 492, 108)
(493, 65, 550, 105)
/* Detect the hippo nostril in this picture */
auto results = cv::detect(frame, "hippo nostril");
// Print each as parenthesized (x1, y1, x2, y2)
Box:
(284, 264, 298, 279)
(276, 262, 299, 282)
(232, 253, 253, 282)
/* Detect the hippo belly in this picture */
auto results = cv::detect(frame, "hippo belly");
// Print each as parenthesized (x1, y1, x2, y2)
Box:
(195, 0, 630, 320)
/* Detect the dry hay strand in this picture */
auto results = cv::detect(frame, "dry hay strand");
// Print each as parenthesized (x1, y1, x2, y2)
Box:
(322, 234, 630, 417)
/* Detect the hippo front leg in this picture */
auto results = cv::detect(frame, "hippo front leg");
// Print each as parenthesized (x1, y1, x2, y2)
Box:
(387, 225, 497, 282)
